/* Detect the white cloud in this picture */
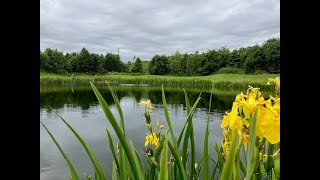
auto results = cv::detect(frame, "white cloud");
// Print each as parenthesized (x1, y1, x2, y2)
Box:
(40, 0, 280, 62)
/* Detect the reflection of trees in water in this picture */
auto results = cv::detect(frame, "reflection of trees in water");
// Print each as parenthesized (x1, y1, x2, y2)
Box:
(40, 86, 235, 112)
(40, 89, 117, 110)
(147, 90, 234, 112)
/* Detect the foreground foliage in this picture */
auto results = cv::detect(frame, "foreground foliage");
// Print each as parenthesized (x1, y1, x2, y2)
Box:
(41, 77, 280, 179)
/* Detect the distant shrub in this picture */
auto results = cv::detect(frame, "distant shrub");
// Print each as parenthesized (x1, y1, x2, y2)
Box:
(214, 67, 245, 74)
(254, 69, 268, 74)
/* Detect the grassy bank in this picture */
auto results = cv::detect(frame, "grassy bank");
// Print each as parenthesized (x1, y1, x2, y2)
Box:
(40, 72, 279, 89)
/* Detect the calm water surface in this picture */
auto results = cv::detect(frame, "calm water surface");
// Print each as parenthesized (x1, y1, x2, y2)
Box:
(40, 84, 264, 179)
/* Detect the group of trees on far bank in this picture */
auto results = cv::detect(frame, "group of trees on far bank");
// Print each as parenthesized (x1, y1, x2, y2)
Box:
(40, 37, 279, 75)
(40, 48, 127, 74)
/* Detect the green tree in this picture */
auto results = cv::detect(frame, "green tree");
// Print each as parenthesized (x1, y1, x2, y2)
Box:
(103, 53, 127, 72)
(65, 52, 78, 72)
(41, 48, 65, 73)
(244, 45, 265, 74)
(40, 50, 46, 70)
(169, 51, 183, 75)
(75, 48, 91, 72)
(131, 57, 143, 73)
(149, 55, 170, 75)
(186, 53, 200, 75)
(227, 50, 241, 68)
(262, 38, 280, 73)
(199, 50, 222, 75)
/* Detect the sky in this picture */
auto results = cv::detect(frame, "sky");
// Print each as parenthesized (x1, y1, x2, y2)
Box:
(40, 0, 280, 62)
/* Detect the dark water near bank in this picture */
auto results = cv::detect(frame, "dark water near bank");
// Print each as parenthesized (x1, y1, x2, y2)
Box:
(40, 84, 272, 179)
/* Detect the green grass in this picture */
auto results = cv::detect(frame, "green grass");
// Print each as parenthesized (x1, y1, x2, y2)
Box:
(40, 71, 279, 89)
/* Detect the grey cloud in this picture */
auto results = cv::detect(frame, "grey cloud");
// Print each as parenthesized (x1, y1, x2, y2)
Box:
(41, 0, 280, 62)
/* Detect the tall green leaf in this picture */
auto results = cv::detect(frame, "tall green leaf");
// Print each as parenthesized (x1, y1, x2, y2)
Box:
(203, 85, 213, 180)
(112, 161, 118, 180)
(90, 82, 140, 180)
(40, 122, 80, 180)
(177, 93, 201, 147)
(159, 134, 169, 180)
(51, 110, 106, 180)
(167, 140, 187, 180)
(161, 85, 176, 144)
(161, 85, 187, 179)
(182, 89, 198, 179)
(106, 82, 125, 136)
(246, 110, 258, 180)
(220, 130, 237, 180)
(129, 141, 145, 180)
(119, 145, 128, 180)
(106, 129, 120, 176)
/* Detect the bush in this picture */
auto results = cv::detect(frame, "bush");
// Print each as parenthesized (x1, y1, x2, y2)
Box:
(254, 69, 268, 74)
(214, 67, 245, 74)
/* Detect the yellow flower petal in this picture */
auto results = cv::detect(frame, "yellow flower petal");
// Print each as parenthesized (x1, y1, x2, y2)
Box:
(221, 114, 230, 128)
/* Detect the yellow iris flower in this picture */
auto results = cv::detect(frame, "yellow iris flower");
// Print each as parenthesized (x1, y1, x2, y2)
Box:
(239, 87, 262, 119)
(144, 132, 160, 148)
(139, 100, 153, 113)
(258, 101, 280, 144)
(221, 101, 243, 131)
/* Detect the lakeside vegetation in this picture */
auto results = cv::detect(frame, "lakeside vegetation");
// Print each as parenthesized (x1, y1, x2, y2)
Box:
(40, 38, 279, 76)
(40, 71, 279, 89)
(41, 77, 280, 179)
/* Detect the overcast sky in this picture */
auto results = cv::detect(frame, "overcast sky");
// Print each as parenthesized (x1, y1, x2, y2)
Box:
(40, 0, 279, 62)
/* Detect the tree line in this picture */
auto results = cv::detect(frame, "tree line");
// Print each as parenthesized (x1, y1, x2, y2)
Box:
(40, 37, 279, 75)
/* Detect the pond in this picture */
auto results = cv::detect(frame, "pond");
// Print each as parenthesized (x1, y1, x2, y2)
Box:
(40, 83, 272, 179)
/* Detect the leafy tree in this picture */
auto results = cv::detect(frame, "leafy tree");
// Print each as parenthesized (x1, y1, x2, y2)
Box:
(41, 48, 65, 73)
(186, 53, 200, 75)
(199, 50, 221, 75)
(74, 48, 91, 72)
(262, 38, 280, 73)
(102, 53, 126, 72)
(149, 55, 170, 75)
(227, 50, 241, 68)
(169, 51, 184, 75)
(244, 45, 266, 74)
(131, 57, 143, 73)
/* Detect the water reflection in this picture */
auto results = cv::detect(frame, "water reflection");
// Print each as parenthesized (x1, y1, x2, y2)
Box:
(40, 84, 244, 112)
(40, 84, 274, 179)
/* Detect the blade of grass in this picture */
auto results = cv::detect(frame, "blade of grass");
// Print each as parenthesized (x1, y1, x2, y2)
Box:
(119, 145, 127, 180)
(203, 85, 213, 180)
(266, 144, 274, 173)
(51, 110, 106, 180)
(167, 140, 187, 180)
(239, 158, 247, 175)
(177, 94, 201, 147)
(112, 161, 118, 180)
(260, 162, 270, 180)
(106, 82, 125, 136)
(161, 85, 176, 144)
(189, 123, 196, 180)
(90, 82, 141, 180)
(182, 89, 200, 179)
(214, 143, 225, 171)
(246, 109, 258, 180)
(129, 141, 145, 180)
(220, 130, 237, 180)
(162, 85, 187, 180)
(40, 121, 80, 180)
(159, 134, 169, 180)
(106, 129, 120, 176)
